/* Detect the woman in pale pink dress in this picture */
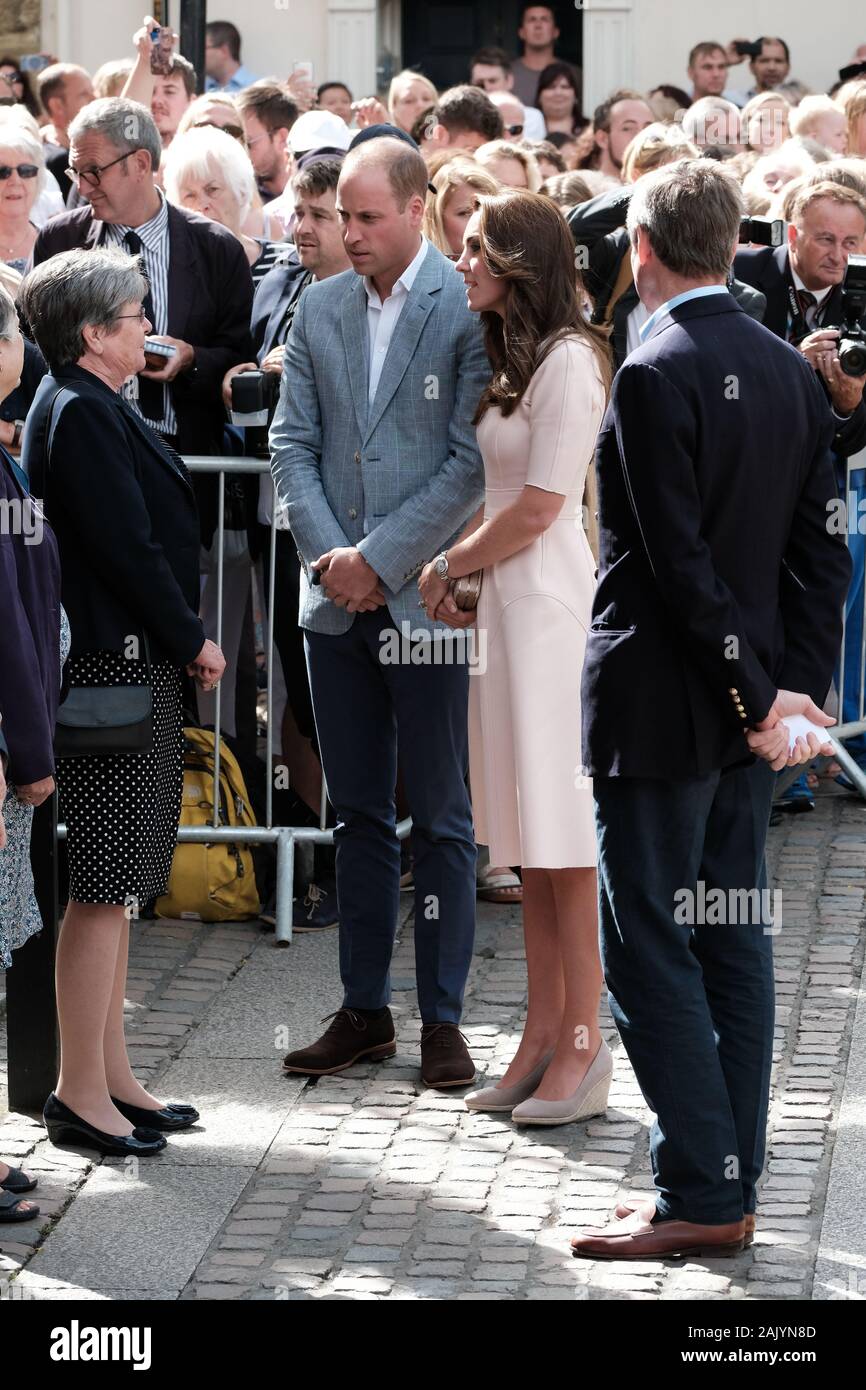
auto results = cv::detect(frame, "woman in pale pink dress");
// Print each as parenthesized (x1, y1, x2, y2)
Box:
(419, 190, 613, 1125)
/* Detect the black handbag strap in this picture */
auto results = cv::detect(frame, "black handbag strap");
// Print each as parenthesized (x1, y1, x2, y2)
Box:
(44, 383, 152, 679)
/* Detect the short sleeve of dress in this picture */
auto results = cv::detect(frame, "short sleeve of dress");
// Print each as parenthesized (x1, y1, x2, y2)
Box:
(525, 336, 606, 495)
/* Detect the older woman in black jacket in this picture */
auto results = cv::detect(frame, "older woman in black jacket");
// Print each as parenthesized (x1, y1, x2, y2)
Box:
(20, 247, 225, 1157)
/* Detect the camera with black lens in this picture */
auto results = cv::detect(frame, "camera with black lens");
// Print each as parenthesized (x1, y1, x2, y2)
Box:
(837, 255, 866, 379)
(230, 369, 279, 457)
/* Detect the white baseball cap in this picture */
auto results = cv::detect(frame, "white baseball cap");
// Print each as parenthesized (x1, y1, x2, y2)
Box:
(289, 110, 352, 155)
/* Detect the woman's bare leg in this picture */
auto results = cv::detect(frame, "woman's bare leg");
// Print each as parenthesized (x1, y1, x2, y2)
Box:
(530, 866, 604, 1100)
(496, 866, 564, 1087)
(54, 902, 134, 1134)
(102, 918, 166, 1111)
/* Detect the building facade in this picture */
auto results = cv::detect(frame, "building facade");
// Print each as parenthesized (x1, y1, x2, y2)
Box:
(11, 1, 862, 111)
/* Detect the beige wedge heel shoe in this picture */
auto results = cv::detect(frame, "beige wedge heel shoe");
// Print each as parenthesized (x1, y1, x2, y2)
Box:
(511, 1039, 613, 1126)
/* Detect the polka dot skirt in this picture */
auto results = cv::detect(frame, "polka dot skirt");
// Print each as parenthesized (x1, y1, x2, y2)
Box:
(57, 651, 184, 907)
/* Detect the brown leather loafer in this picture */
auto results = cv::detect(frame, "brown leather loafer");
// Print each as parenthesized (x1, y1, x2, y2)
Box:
(570, 1212, 745, 1261)
(420, 1023, 476, 1089)
(282, 1007, 396, 1075)
(614, 1197, 755, 1247)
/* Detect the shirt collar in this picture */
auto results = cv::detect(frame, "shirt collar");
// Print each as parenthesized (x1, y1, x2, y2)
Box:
(639, 284, 729, 343)
(364, 236, 428, 308)
(113, 189, 169, 249)
(791, 265, 833, 308)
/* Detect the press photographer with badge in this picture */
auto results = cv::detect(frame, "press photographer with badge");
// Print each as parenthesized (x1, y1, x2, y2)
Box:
(19, 246, 225, 1158)
(735, 182, 866, 461)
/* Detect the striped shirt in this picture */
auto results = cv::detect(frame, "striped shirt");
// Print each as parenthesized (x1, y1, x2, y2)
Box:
(103, 192, 175, 436)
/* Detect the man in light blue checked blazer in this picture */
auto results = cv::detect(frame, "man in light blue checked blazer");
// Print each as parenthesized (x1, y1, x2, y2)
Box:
(270, 134, 490, 1088)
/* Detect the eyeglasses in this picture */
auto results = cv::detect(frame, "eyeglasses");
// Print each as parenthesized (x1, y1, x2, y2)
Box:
(114, 307, 148, 323)
(0, 71, 23, 85)
(506, 124, 524, 137)
(65, 149, 138, 187)
(0, 163, 39, 179)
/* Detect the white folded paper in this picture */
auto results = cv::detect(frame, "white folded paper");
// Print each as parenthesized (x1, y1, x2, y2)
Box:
(781, 714, 834, 753)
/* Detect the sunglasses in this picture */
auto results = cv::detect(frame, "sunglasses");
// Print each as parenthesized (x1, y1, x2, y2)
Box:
(506, 123, 524, 136)
(0, 71, 23, 85)
(191, 118, 246, 143)
(0, 163, 39, 180)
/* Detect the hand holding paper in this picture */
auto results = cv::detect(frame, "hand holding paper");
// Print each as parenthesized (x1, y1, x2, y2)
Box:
(747, 689, 835, 771)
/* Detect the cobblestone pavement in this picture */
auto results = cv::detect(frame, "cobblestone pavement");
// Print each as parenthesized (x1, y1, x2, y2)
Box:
(1, 784, 864, 1301)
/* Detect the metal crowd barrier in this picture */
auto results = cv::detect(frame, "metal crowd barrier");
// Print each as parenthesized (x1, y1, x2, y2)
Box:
(776, 449, 866, 801)
(57, 456, 410, 946)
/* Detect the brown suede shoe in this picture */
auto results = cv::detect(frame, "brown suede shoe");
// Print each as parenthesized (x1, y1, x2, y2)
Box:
(614, 1197, 755, 1247)
(570, 1212, 745, 1260)
(420, 1023, 476, 1089)
(282, 1008, 396, 1076)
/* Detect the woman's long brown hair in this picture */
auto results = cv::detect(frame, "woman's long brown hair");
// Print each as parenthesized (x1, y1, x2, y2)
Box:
(472, 190, 612, 423)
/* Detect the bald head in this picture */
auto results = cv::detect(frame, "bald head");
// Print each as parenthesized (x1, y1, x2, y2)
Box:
(340, 136, 429, 208)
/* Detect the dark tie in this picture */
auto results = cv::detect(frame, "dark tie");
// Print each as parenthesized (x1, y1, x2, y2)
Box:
(124, 230, 163, 423)
(797, 289, 818, 331)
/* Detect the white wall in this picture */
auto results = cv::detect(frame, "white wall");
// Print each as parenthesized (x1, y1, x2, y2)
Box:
(631, 0, 861, 101)
(41, 1, 865, 105)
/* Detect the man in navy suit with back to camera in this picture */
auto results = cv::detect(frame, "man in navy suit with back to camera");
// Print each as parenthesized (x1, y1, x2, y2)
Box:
(573, 160, 851, 1261)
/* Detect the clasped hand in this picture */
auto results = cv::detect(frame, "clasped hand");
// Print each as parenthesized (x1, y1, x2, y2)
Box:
(313, 547, 385, 613)
(417, 562, 476, 629)
(746, 689, 835, 772)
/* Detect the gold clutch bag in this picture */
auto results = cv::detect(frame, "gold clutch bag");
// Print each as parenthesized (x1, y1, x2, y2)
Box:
(450, 570, 483, 611)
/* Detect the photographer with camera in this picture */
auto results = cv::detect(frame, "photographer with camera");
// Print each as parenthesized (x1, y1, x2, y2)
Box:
(222, 154, 350, 930)
(726, 36, 794, 99)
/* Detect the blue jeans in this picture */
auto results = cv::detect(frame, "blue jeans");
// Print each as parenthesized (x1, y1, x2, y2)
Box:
(305, 611, 477, 1023)
(594, 760, 776, 1224)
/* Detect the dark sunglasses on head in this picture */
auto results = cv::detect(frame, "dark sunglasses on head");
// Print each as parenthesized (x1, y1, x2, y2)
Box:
(0, 163, 39, 180)
(191, 118, 246, 143)
(506, 123, 524, 136)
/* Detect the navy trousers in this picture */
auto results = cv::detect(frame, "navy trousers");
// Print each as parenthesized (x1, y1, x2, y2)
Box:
(594, 759, 776, 1224)
(305, 611, 477, 1023)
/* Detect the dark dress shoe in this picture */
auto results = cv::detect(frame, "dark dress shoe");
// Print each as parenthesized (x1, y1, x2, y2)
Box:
(571, 1214, 745, 1260)
(420, 1023, 476, 1089)
(282, 1007, 396, 1075)
(614, 1197, 755, 1247)
(111, 1098, 199, 1131)
(0, 1165, 37, 1194)
(42, 1093, 168, 1157)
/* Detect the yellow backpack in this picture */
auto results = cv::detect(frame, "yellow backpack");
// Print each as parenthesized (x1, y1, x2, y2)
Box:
(156, 727, 261, 922)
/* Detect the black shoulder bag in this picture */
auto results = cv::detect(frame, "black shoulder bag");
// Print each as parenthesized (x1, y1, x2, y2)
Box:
(47, 387, 155, 759)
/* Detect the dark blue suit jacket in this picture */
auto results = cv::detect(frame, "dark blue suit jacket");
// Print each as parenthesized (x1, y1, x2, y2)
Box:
(0, 445, 61, 784)
(250, 250, 311, 362)
(581, 292, 852, 779)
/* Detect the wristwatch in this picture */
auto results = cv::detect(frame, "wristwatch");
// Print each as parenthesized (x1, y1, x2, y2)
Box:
(434, 552, 450, 579)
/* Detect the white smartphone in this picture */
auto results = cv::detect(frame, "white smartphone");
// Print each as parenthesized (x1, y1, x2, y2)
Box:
(292, 60, 314, 85)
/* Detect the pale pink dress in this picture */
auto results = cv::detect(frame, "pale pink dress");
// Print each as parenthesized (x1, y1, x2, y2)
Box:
(468, 335, 605, 868)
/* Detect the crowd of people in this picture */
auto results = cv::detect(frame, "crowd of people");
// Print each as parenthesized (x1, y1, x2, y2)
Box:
(0, 6, 863, 1260)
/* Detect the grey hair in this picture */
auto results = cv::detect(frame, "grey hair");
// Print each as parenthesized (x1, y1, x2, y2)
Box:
(0, 281, 18, 340)
(627, 158, 743, 279)
(19, 247, 148, 370)
(68, 96, 163, 175)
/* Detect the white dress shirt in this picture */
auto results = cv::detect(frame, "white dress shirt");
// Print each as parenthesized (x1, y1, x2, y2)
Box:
(365, 237, 429, 403)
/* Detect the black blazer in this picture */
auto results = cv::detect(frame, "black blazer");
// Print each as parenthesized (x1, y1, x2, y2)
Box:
(22, 366, 205, 669)
(251, 251, 311, 362)
(31, 201, 254, 457)
(734, 243, 866, 459)
(581, 293, 852, 780)
(0, 445, 61, 784)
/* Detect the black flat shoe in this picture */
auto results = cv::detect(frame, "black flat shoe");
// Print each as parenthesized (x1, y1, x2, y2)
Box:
(0, 1165, 37, 1194)
(110, 1098, 199, 1131)
(42, 1093, 168, 1157)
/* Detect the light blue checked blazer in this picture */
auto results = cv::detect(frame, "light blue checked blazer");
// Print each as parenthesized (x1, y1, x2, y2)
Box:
(269, 241, 489, 635)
